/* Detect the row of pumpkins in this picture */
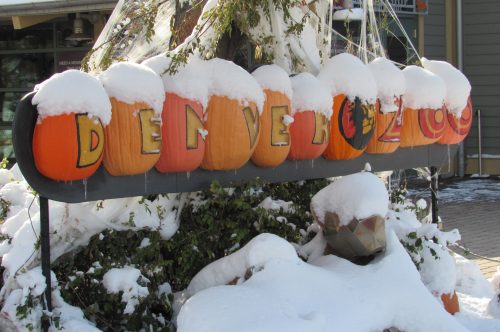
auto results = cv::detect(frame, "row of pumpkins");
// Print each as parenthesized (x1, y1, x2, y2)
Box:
(30, 54, 473, 182)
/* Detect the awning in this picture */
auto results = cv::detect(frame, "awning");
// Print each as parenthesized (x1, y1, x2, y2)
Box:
(0, 0, 118, 17)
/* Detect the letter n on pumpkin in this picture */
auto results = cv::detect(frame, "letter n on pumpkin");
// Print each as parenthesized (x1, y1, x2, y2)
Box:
(271, 106, 290, 146)
(313, 113, 329, 144)
(139, 109, 161, 154)
(186, 104, 204, 149)
(76, 114, 104, 168)
(243, 106, 260, 149)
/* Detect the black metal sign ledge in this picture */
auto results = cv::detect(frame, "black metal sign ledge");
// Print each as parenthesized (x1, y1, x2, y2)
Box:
(13, 92, 457, 204)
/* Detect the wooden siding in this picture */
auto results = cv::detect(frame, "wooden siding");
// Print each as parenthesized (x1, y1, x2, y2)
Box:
(424, 0, 446, 60)
(463, 0, 500, 156)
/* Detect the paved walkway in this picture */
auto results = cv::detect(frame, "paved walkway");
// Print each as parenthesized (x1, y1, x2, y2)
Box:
(440, 200, 500, 279)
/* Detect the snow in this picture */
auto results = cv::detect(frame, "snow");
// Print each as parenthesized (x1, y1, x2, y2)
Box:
(204, 58, 265, 114)
(142, 55, 211, 109)
(98, 62, 165, 115)
(290, 72, 333, 117)
(177, 232, 468, 332)
(252, 64, 293, 99)
(367, 57, 406, 113)
(257, 197, 295, 213)
(144, 56, 265, 113)
(333, 8, 364, 21)
(317, 53, 378, 104)
(402, 65, 446, 110)
(102, 266, 149, 315)
(421, 57, 471, 117)
(310, 172, 388, 226)
(186, 233, 298, 297)
(32, 70, 112, 125)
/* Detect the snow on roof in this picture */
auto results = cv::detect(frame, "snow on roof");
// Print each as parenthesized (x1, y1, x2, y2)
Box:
(402, 65, 446, 110)
(205, 58, 265, 114)
(252, 64, 293, 100)
(142, 54, 211, 109)
(367, 57, 406, 113)
(99, 62, 165, 115)
(310, 172, 388, 226)
(421, 58, 471, 117)
(290, 72, 332, 117)
(32, 70, 112, 125)
(317, 53, 378, 104)
(177, 232, 468, 332)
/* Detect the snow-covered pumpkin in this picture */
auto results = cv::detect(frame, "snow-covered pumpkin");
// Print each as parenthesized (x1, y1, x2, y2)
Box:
(400, 66, 446, 147)
(439, 97, 473, 145)
(143, 55, 208, 173)
(32, 70, 111, 181)
(310, 172, 389, 261)
(99, 62, 164, 176)
(201, 59, 264, 171)
(366, 57, 406, 154)
(287, 73, 332, 161)
(420, 58, 473, 145)
(251, 65, 292, 167)
(318, 53, 377, 160)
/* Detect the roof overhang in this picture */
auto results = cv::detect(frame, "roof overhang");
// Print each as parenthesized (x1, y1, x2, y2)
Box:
(0, 0, 117, 18)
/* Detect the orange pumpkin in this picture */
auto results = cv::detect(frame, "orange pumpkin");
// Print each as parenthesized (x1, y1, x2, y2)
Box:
(201, 96, 260, 170)
(103, 98, 162, 176)
(288, 111, 330, 160)
(366, 97, 403, 154)
(156, 93, 205, 173)
(33, 113, 105, 181)
(400, 106, 446, 147)
(251, 89, 291, 167)
(438, 97, 473, 145)
(324, 94, 377, 160)
(441, 291, 460, 315)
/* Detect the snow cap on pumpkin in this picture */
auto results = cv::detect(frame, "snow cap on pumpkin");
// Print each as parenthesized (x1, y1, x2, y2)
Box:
(290, 72, 332, 117)
(252, 64, 293, 100)
(367, 57, 406, 113)
(99, 61, 165, 115)
(421, 57, 471, 117)
(142, 55, 211, 109)
(317, 53, 377, 104)
(205, 58, 265, 113)
(402, 65, 446, 110)
(32, 70, 112, 125)
(310, 172, 389, 227)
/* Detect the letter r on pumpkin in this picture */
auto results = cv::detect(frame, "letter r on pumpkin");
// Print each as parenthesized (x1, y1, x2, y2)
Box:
(139, 109, 161, 154)
(76, 114, 104, 168)
(243, 106, 260, 149)
(313, 113, 329, 144)
(271, 106, 290, 146)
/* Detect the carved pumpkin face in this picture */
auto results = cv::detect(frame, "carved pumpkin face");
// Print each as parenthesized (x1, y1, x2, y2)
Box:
(439, 97, 473, 145)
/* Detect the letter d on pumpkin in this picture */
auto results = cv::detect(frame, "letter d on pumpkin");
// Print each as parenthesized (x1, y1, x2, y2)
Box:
(76, 114, 105, 167)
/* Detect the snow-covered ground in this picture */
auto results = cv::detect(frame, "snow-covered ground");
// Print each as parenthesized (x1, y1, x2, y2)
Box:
(0, 167, 499, 331)
(409, 177, 500, 203)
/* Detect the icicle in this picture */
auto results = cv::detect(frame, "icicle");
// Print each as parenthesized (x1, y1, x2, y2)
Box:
(144, 172, 148, 193)
(83, 178, 88, 201)
(186, 172, 191, 180)
(311, 159, 314, 168)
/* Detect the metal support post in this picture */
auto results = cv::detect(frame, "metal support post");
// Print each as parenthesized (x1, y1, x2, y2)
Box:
(477, 109, 482, 176)
(430, 166, 439, 228)
(39, 196, 52, 331)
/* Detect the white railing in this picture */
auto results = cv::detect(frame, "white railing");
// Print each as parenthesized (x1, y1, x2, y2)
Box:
(349, 0, 428, 15)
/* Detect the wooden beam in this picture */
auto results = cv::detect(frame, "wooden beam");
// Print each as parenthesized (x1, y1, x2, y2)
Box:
(12, 14, 63, 30)
(418, 15, 425, 56)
